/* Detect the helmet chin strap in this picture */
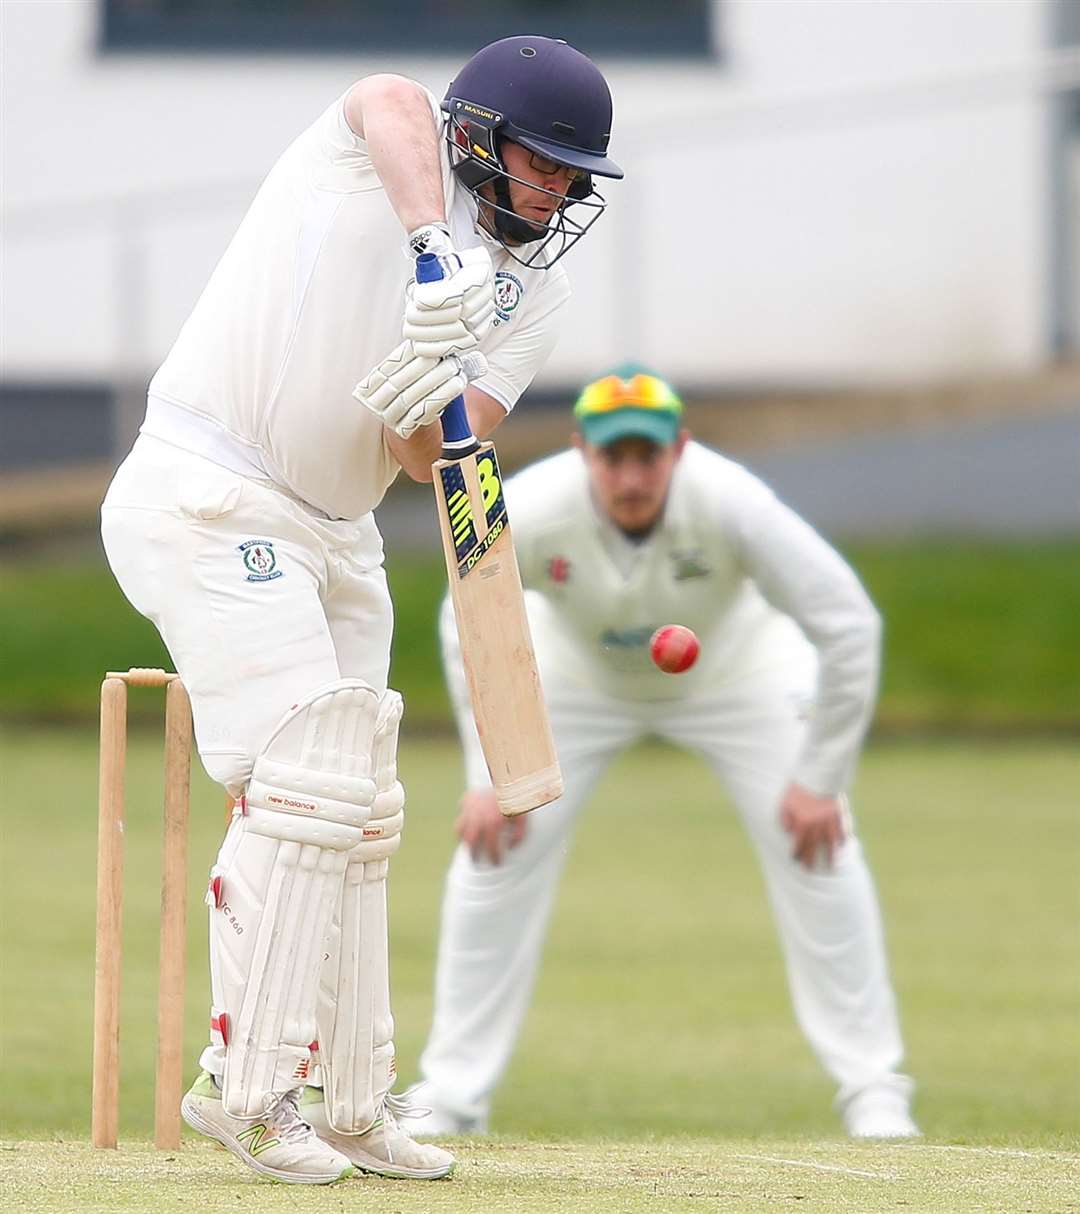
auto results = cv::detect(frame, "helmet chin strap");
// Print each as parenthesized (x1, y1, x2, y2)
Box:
(492, 170, 548, 245)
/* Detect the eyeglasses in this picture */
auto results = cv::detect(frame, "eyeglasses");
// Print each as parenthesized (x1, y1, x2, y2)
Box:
(526, 149, 588, 183)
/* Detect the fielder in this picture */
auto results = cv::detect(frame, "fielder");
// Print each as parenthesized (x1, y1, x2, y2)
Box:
(99, 37, 622, 1185)
(411, 368, 920, 1140)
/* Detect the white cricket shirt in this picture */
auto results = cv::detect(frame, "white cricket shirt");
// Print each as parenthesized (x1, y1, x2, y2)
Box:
(450, 442, 881, 796)
(145, 87, 570, 520)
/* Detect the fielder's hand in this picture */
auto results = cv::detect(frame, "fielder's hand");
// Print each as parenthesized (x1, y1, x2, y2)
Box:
(353, 341, 487, 439)
(779, 782, 847, 869)
(456, 788, 528, 865)
(403, 227, 495, 359)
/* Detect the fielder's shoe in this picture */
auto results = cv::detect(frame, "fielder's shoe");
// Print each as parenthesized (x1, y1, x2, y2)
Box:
(397, 1080, 489, 1139)
(842, 1080, 921, 1139)
(180, 1071, 354, 1184)
(302, 1087, 456, 1180)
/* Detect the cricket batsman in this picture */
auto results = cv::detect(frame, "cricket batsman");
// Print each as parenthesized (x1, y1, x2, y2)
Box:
(99, 37, 622, 1185)
(409, 368, 920, 1140)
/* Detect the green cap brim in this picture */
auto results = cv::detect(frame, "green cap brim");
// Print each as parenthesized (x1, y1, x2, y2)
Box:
(578, 407, 680, 448)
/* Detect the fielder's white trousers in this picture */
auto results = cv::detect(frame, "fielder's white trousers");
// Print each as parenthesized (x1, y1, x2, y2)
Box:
(420, 643, 908, 1119)
(100, 435, 393, 793)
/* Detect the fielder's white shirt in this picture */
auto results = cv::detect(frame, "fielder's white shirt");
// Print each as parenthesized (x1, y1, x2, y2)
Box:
(448, 442, 882, 797)
(145, 87, 570, 521)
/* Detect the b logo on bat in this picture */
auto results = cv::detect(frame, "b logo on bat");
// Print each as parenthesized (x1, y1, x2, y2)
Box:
(439, 454, 508, 578)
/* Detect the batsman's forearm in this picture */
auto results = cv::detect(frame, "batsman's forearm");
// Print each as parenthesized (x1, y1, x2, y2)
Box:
(385, 422, 441, 482)
(345, 76, 446, 233)
(465, 384, 512, 440)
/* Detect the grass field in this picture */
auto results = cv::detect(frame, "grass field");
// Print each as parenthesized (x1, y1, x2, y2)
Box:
(1, 729, 1077, 1211)
(3, 539, 1079, 730)
(3, 1139, 1077, 1213)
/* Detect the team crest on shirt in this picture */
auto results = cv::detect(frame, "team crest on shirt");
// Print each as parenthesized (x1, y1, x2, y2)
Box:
(238, 540, 283, 582)
(547, 556, 571, 584)
(671, 549, 710, 580)
(494, 271, 524, 324)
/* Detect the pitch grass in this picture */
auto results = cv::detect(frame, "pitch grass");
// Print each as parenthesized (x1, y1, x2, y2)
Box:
(3, 1139, 1078, 1214)
(1, 732, 1078, 1211)
(3, 538, 1080, 729)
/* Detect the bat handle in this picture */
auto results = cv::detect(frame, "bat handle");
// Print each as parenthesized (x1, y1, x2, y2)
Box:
(415, 252, 480, 460)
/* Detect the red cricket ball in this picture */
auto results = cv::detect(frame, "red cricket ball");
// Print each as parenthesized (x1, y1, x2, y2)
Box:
(649, 625, 700, 674)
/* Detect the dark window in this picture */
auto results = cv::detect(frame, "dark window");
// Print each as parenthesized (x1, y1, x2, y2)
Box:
(0, 384, 115, 472)
(102, 0, 713, 58)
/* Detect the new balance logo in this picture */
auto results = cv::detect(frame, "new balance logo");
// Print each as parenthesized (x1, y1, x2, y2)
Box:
(267, 793, 318, 813)
(448, 488, 473, 546)
(236, 1122, 281, 1157)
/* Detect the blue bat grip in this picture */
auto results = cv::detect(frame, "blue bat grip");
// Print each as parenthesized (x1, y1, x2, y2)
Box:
(414, 252, 477, 455)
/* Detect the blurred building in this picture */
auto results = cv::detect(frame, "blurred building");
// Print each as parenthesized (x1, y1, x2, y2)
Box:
(2, 0, 1078, 529)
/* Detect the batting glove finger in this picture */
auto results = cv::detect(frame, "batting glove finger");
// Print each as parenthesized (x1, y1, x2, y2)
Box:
(353, 341, 459, 434)
(405, 246, 494, 349)
(462, 290, 496, 340)
(393, 352, 488, 438)
(403, 287, 496, 358)
(401, 315, 479, 360)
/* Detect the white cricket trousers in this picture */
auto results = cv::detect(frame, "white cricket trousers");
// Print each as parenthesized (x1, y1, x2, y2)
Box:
(102, 435, 394, 1084)
(100, 435, 393, 794)
(420, 643, 908, 1120)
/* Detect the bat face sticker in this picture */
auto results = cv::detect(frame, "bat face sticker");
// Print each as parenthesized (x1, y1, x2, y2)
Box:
(438, 452, 508, 577)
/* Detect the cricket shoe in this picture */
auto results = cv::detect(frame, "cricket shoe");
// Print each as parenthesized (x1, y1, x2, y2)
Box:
(841, 1079, 921, 1139)
(180, 1071, 354, 1184)
(302, 1087, 456, 1179)
(398, 1080, 489, 1138)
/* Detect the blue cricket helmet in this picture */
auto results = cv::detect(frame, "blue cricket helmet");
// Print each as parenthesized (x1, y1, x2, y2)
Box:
(445, 35, 623, 179)
(443, 35, 623, 267)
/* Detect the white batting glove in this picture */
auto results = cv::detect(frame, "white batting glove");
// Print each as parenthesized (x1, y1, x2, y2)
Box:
(353, 341, 488, 439)
(403, 228, 495, 359)
(405, 222, 458, 259)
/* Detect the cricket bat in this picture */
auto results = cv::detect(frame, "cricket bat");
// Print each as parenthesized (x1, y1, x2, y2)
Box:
(416, 252, 563, 817)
